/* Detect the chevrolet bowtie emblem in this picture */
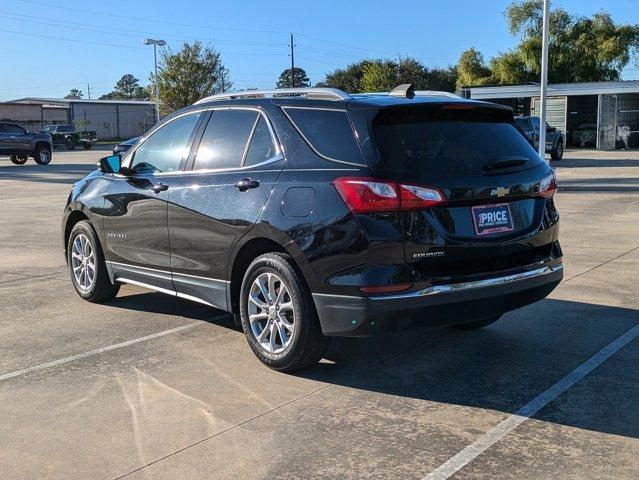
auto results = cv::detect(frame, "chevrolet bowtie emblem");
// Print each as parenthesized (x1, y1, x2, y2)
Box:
(491, 187, 510, 197)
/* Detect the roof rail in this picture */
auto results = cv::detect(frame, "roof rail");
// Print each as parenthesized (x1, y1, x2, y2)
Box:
(352, 89, 460, 99)
(194, 87, 351, 105)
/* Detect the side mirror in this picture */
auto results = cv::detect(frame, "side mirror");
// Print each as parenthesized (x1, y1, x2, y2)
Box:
(547, 126, 556, 133)
(98, 155, 121, 174)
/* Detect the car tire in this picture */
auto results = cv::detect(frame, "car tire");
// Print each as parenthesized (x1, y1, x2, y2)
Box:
(65, 138, 76, 150)
(551, 142, 563, 161)
(239, 252, 330, 372)
(10, 154, 28, 165)
(33, 146, 52, 165)
(83, 143, 93, 150)
(67, 220, 120, 303)
(452, 315, 502, 331)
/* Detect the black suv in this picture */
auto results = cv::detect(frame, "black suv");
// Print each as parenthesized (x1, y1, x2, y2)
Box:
(62, 85, 563, 371)
(0, 122, 52, 165)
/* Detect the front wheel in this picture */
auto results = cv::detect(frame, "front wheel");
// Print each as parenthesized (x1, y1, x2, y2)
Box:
(83, 143, 93, 150)
(10, 154, 28, 165)
(65, 138, 76, 150)
(551, 142, 563, 161)
(239, 253, 330, 372)
(68, 220, 119, 302)
(33, 146, 52, 165)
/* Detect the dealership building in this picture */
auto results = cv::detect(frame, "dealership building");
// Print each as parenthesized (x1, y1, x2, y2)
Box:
(0, 97, 156, 140)
(461, 80, 639, 150)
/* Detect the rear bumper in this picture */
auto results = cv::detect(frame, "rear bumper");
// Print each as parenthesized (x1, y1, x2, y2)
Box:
(312, 262, 563, 336)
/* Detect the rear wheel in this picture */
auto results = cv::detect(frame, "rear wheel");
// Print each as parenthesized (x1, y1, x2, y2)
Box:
(67, 220, 119, 302)
(83, 143, 93, 150)
(239, 253, 330, 372)
(33, 146, 52, 165)
(551, 142, 563, 161)
(10, 154, 28, 165)
(452, 315, 501, 331)
(65, 138, 76, 150)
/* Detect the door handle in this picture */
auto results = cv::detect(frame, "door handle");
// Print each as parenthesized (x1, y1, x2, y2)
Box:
(234, 178, 260, 191)
(151, 183, 169, 194)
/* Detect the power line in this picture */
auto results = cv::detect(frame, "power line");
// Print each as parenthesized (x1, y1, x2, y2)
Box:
(0, 28, 287, 55)
(0, 10, 287, 47)
(13, 0, 288, 34)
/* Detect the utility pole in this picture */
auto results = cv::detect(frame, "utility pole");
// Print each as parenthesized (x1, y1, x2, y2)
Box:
(538, 0, 550, 162)
(86, 83, 91, 100)
(289, 33, 296, 88)
(143, 38, 166, 123)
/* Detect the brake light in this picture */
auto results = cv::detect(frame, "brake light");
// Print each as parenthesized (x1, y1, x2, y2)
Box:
(333, 177, 445, 213)
(538, 170, 557, 198)
(333, 177, 399, 213)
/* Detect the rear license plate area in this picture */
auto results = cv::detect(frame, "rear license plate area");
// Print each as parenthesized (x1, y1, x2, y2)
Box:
(471, 203, 514, 235)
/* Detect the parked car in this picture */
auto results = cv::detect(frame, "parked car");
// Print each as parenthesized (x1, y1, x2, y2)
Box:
(112, 136, 140, 156)
(41, 124, 97, 150)
(573, 123, 597, 147)
(514, 115, 564, 160)
(0, 122, 52, 165)
(62, 85, 563, 372)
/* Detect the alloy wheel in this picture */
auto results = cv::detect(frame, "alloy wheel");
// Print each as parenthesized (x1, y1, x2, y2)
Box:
(247, 272, 295, 354)
(71, 233, 96, 291)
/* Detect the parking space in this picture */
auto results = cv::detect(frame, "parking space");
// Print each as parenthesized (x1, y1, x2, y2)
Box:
(0, 149, 638, 479)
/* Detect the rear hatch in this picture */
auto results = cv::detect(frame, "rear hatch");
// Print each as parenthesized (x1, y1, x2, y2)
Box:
(350, 101, 557, 279)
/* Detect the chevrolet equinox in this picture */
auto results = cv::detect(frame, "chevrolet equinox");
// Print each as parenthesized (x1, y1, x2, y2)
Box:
(62, 85, 563, 372)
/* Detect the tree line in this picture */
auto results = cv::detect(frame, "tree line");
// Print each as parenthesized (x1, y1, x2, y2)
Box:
(65, 0, 639, 115)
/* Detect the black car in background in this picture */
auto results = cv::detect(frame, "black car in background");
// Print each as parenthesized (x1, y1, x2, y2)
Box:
(61, 86, 562, 372)
(0, 122, 52, 165)
(515, 115, 564, 160)
(112, 136, 141, 156)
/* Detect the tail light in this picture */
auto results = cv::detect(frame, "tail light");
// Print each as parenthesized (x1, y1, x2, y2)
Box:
(333, 177, 445, 213)
(537, 170, 557, 198)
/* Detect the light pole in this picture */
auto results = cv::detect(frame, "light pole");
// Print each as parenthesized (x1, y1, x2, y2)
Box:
(538, 0, 550, 162)
(143, 38, 166, 123)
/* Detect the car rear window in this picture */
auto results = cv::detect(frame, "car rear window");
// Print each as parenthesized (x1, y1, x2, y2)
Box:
(283, 107, 364, 165)
(370, 105, 540, 175)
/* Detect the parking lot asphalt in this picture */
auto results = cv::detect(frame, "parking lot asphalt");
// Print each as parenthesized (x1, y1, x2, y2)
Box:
(0, 148, 637, 479)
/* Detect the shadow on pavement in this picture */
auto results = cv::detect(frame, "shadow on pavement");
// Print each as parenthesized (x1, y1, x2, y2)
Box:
(557, 156, 639, 168)
(100, 289, 639, 439)
(303, 298, 639, 439)
(0, 162, 97, 184)
(558, 176, 639, 193)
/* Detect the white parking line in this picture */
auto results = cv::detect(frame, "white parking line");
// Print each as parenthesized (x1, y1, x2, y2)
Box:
(0, 322, 202, 382)
(422, 322, 639, 480)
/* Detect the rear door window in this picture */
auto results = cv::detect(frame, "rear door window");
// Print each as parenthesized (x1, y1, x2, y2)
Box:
(283, 107, 364, 165)
(244, 116, 277, 167)
(4, 124, 26, 134)
(371, 105, 541, 176)
(193, 109, 258, 170)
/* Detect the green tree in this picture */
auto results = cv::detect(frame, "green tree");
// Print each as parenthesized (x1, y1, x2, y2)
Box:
(276, 67, 310, 88)
(153, 41, 232, 116)
(315, 60, 371, 92)
(65, 89, 83, 99)
(318, 58, 457, 93)
(458, 0, 639, 87)
(456, 48, 494, 88)
(100, 74, 149, 100)
(361, 60, 397, 92)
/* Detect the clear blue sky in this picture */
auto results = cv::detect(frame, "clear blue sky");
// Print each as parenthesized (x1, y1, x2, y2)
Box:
(1, 0, 638, 100)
